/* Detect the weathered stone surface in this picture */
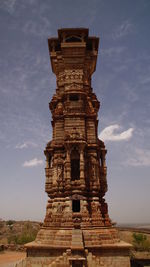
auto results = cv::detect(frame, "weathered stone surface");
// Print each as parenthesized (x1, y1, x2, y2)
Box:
(23, 28, 131, 267)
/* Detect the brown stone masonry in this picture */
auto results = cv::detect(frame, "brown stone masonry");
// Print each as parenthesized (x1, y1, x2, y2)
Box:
(24, 28, 131, 267)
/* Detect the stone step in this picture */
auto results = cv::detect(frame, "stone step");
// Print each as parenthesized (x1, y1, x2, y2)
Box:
(71, 229, 84, 249)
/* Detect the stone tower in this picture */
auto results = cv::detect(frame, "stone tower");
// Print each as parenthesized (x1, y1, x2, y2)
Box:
(25, 28, 131, 267)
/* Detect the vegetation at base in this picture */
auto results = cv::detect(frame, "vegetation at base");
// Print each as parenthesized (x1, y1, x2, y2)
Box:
(8, 221, 38, 245)
(132, 233, 150, 251)
(6, 220, 16, 231)
(6, 220, 15, 226)
(0, 220, 4, 229)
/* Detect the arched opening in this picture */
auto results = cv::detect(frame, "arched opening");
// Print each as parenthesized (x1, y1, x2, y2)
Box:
(71, 148, 80, 181)
(65, 35, 82, 43)
(72, 200, 80, 213)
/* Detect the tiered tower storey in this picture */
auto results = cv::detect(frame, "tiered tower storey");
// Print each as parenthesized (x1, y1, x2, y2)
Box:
(25, 28, 131, 267)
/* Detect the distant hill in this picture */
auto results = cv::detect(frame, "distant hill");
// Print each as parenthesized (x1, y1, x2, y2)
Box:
(117, 223, 150, 230)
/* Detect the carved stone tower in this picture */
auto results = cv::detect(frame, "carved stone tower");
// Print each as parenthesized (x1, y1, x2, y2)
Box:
(25, 28, 131, 267)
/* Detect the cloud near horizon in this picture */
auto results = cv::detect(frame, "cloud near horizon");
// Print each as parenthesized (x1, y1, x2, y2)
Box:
(99, 124, 134, 142)
(125, 148, 150, 167)
(23, 158, 43, 167)
(16, 141, 38, 149)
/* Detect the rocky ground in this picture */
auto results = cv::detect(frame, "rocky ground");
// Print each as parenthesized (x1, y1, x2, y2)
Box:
(0, 220, 40, 266)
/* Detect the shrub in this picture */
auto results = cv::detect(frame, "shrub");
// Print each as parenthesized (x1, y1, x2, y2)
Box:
(16, 232, 36, 245)
(8, 221, 38, 245)
(132, 233, 150, 251)
(6, 220, 15, 226)
(8, 235, 18, 244)
(0, 221, 4, 230)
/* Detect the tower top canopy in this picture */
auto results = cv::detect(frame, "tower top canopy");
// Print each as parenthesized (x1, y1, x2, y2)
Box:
(58, 28, 89, 39)
(48, 28, 99, 53)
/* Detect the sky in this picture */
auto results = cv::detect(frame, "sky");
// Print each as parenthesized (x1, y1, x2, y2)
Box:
(0, 0, 150, 224)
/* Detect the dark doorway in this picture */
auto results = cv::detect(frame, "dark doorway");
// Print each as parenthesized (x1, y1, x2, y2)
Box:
(71, 149, 80, 181)
(72, 200, 80, 212)
(69, 94, 79, 101)
(71, 159, 80, 180)
(131, 259, 150, 266)
(72, 260, 83, 267)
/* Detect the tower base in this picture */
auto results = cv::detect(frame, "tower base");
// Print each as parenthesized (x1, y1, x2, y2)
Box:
(16, 227, 131, 267)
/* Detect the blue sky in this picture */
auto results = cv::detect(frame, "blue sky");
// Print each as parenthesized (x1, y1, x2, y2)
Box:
(0, 0, 150, 224)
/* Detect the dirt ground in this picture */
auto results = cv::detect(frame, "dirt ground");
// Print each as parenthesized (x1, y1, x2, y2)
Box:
(0, 251, 26, 267)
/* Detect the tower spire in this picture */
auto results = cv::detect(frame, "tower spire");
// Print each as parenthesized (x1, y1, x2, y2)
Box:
(24, 28, 131, 267)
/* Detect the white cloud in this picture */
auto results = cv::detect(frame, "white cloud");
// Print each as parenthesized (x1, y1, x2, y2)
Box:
(0, 0, 17, 14)
(23, 17, 51, 37)
(112, 20, 134, 40)
(125, 148, 150, 167)
(15, 141, 38, 149)
(101, 46, 126, 57)
(99, 124, 134, 142)
(23, 158, 43, 167)
(16, 143, 28, 149)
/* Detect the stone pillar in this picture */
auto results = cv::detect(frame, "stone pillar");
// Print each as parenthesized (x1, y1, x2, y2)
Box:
(45, 153, 49, 168)
(101, 149, 106, 167)
(65, 148, 71, 189)
(81, 199, 91, 227)
(79, 144, 85, 188)
(91, 197, 104, 226)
